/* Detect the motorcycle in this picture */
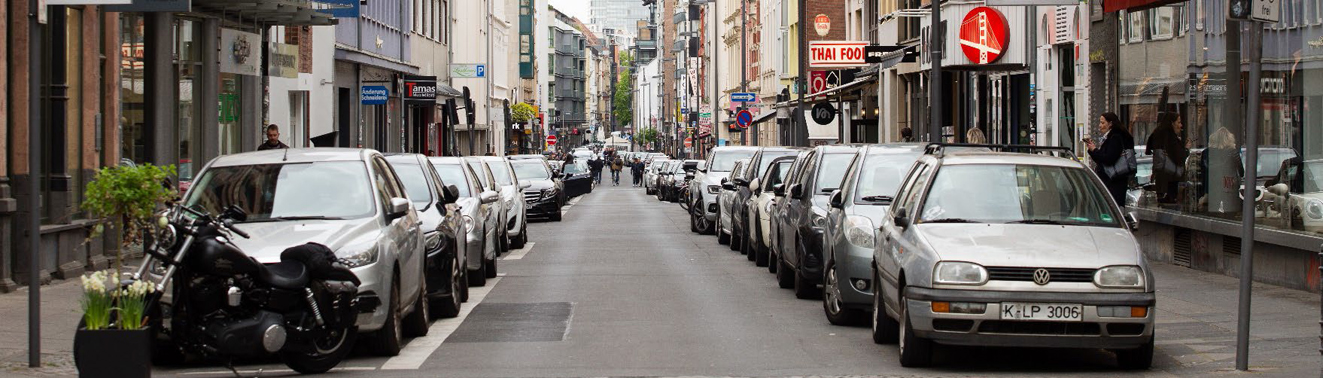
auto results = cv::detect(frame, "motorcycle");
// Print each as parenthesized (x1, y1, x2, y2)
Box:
(125, 205, 364, 374)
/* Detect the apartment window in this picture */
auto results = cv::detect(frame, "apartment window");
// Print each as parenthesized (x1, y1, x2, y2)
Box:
(1195, 0, 1204, 30)
(1150, 7, 1174, 40)
(442, 0, 450, 42)
(1129, 10, 1145, 43)
(414, 0, 422, 33)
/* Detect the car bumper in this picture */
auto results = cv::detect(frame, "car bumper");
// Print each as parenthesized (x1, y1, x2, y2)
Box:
(903, 287, 1155, 349)
(701, 196, 718, 221)
(507, 205, 525, 235)
(352, 261, 391, 332)
(526, 196, 560, 218)
(833, 242, 875, 308)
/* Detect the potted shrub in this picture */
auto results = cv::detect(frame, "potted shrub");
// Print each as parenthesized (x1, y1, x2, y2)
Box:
(73, 163, 176, 377)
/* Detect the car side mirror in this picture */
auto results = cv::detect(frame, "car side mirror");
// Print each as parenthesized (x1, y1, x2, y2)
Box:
(773, 183, 785, 196)
(733, 177, 749, 187)
(789, 184, 803, 198)
(1123, 212, 1140, 231)
(479, 190, 500, 204)
(893, 209, 910, 229)
(1268, 183, 1289, 196)
(749, 181, 761, 193)
(519, 180, 532, 190)
(829, 190, 845, 209)
(721, 178, 735, 191)
(443, 185, 460, 204)
(387, 197, 410, 221)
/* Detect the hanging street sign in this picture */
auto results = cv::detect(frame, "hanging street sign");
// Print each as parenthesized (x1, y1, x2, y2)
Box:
(450, 64, 487, 78)
(731, 92, 757, 102)
(958, 7, 1010, 65)
(808, 41, 869, 68)
(311, 0, 361, 18)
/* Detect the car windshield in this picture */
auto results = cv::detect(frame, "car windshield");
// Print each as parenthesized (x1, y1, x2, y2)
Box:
(389, 161, 433, 206)
(467, 161, 491, 187)
(853, 153, 921, 204)
(814, 153, 857, 194)
(919, 164, 1120, 227)
(431, 164, 473, 197)
(513, 161, 551, 179)
(1302, 161, 1323, 193)
(487, 161, 514, 185)
(709, 150, 756, 172)
(758, 151, 799, 177)
(1252, 149, 1297, 177)
(183, 161, 375, 221)
(563, 162, 587, 174)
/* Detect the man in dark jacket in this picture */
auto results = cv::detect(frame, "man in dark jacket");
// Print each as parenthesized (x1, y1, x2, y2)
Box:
(630, 158, 645, 187)
(588, 158, 604, 184)
(257, 124, 290, 150)
(1146, 113, 1189, 204)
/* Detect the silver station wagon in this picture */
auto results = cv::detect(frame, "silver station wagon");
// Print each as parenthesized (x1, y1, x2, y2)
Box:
(870, 144, 1154, 369)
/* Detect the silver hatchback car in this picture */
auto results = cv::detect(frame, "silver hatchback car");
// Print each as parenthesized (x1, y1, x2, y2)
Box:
(870, 145, 1154, 369)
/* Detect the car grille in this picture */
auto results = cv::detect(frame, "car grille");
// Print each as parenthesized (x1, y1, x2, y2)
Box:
(523, 190, 541, 201)
(986, 267, 1095, 283)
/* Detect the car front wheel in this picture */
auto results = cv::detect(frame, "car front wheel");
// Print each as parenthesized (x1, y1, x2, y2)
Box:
(871, 269, 899, 344)
(898, 288, 933, 367)
(1114, 334, 1154, 370)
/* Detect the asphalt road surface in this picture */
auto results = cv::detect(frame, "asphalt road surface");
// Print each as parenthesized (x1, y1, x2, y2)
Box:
(153, 184, 1317, 378)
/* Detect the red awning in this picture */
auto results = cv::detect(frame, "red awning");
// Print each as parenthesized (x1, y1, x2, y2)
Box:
(1104, 0, 1185, 13)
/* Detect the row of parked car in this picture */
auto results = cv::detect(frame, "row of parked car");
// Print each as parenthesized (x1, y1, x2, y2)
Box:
(177, 148, 586, 357)
(659, 143, 1156, 369)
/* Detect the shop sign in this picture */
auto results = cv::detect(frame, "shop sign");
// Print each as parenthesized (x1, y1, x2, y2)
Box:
(958, 7, 1009, 65)
(808, 41, 868, 68)
(270, 43, 299, 78)
(105, 0, 189, 12)
(403, 76, 439, 104)
(361, 86, 389, 105)
(312, 0, 361, 18)
(814, 14, 831, 36)
(450, 64, 487, 78)
(811, 103, 836, 125)
(220, 29, 261, 76)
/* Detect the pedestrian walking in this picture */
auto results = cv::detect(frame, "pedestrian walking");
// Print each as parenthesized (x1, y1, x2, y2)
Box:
(257, 124, 290, 150)
(1087, 112, 1136, 208)
(630, 158, 644, 187)
(589, 157, 604, 184)
(1146, 112, 1189, 204)
(610, 156, 624, 186)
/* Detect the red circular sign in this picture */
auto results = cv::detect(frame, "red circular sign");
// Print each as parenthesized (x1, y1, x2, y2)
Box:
(684, 137, 692, 148)
(958, 7, 1009, 65)
(546, 135, 557, 145)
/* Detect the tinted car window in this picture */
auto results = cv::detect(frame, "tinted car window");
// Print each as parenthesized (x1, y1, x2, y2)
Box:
(563, 161, 587, 174)
(854, 153, 922, 203)
(813, 153, 856, 194)
(710, 150, 756, 172)
(512, 161, 551, 179)
(184, 162, 375, 221)
(920, 165, 1119, 227)
(391, 161, 434, 206)
(432, 164, 473, 198)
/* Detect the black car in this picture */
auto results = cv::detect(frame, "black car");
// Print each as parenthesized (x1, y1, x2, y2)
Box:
(384, 154, 468, 317)
(511, 159, 566, 221)
(771, 145, 861, 299)
(729, 147, 802, 258)
(561, 161, 594, 198)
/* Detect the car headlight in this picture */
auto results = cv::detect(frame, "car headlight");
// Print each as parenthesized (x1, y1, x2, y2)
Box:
(708, 185, 720, 194)
(1094, 265, 1145, 288)
(844, 215, 875, 249)
(933, 262, 988, 285)
(812, 214, 827, 229)
(339, 246, 379, 268)
(424, 231, 442, 251)
(1306, 199, 1323, 220)
(462, 215, 476, 233)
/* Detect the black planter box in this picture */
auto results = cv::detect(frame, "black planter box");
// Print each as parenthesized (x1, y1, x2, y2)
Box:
(74, 327, 152, 378)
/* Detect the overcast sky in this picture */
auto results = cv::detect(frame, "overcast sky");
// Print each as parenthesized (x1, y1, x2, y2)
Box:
(548, 0, 591, 22)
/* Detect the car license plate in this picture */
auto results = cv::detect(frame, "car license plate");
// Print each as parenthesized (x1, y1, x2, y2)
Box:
(1000, 303, 1083, 322)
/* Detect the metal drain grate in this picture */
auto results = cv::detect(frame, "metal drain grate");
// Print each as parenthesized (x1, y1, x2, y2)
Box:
(1224, 236, 1242, 256)
(447, 302, 572, 343)
(1173, 228, 1192, 267)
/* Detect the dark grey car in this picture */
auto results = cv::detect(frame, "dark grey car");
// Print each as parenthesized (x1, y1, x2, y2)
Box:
(771, 145, 861, 299)
(385, 154, 468, 318)
(731, 148, 802, 260)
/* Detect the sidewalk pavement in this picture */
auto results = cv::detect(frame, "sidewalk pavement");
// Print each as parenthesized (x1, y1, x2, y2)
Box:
(0, 262, 1316, 377)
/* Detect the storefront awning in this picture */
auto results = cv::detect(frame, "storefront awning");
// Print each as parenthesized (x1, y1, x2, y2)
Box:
(437, 84, 463, 98)
(773, 74, 877, 109)
(193, 0, 338, 26)
(751, 110, 777, 125)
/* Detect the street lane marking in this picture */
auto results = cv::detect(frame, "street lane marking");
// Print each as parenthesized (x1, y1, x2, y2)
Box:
(502, 242, 536, 260)
(379, 277, 502, 370)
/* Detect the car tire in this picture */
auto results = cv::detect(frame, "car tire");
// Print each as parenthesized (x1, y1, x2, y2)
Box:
(459, 266, 470, 302)
(776, 255, 795, 289)
(403, 276, 430, 337)
(498, 228, 510, 254)
(898, 288, 933, 367)
(431, 252, 463, 319)
(768, 251, 779, 274)
(728, 226, 740, 251)
(1114, 335, 1155, 370)
(484, 256, 497, 279)
(754, 235, 770, 267)
(510, 220, 527, 249)
(690, 206, 701, 233)
(823, 262, 864, 325)
(468, 241, 488, 287)
(871, 269, 899, 344)
(717, 216, 730, 245)
(371, 277, 404, 356)
(550, 208, 563, 222)
(744, 230, 756, 260)
(793, 243, 820, 299)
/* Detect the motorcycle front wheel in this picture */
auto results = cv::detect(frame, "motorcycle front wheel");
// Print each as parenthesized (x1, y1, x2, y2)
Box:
(282, 326, 358, 374)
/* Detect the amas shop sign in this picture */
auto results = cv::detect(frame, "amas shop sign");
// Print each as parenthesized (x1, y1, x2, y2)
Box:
(403, 75, 438, 104)
(809, 41, 869, 68)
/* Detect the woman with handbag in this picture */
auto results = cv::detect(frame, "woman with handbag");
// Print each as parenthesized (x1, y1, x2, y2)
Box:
(1146, 112, 1190, 204)
(1087, 112, 1136, 208)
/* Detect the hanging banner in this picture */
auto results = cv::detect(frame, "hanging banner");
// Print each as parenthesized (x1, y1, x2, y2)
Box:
(220, 29, 261, 76)
(270, 43, 300, 78)
(312, 0, 361, 18)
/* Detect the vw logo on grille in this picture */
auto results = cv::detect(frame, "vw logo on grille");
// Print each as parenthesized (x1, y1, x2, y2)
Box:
(1032, 268, 1051, 285)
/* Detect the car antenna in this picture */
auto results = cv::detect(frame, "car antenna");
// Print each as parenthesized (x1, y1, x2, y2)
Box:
(282, 145, 290, 162)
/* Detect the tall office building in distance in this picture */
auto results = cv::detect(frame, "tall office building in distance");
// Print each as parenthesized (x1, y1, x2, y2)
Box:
(589, 0, 651, 38)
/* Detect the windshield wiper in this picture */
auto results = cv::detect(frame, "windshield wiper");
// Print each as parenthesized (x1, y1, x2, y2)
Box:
(1007, 219, 1070, 225)
(860, 195, 893, 202)
(922, 218, 978, 224)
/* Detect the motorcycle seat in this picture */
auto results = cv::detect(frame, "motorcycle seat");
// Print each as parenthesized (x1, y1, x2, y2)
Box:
(259, 261, 309, 290)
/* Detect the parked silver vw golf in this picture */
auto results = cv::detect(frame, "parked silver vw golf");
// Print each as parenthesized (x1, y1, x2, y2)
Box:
(871, 145, 1154, 369)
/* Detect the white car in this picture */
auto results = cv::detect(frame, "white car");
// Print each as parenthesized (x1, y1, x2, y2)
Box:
(182, 148, 428, 356)
(433, 157, 502, 287)
(717, 159, 750, 246)
(749, 156, 796, 268)
(1266, 157, 1323, 233)
(690, 146, 759, 235)
(645, 159, 671, 194)
(466, 158, 510, 253)
(479, 156, 531, 249)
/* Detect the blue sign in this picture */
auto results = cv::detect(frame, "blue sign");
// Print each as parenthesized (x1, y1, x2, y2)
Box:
(361, 86, 389, 105)
(735, 110, 754, 128)
(731, 92, 757, 102)
(313, 0, 361, 18)
(475, 65, 487, 78)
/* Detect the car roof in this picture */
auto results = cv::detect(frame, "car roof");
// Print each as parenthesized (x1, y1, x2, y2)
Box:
(815, 145, 863, 154)
(862, 143, 926, 154)
(929, 151, 1085, 168)
(508, 154, 546, 160)
(207, 148, 371, 167)
(711, 146, 760, 153)
(428, 156, 465, 165)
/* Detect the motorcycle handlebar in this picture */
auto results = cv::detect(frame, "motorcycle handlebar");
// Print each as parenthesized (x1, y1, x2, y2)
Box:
(222, 219, 251, 239)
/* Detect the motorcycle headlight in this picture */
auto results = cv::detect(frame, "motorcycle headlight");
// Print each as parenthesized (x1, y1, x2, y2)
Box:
(155, 223, 179, 252)
(1306, 199, 1323, 220)
(844, 215, 875, 249)
(708, 185, 720, 194)
(1094, 265, 1145, 288)
(933, 262, 988, 285)
(339, 246, 379, 268)
(424, 231, 442, 251)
